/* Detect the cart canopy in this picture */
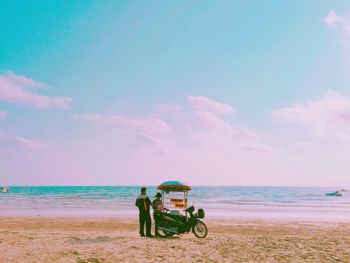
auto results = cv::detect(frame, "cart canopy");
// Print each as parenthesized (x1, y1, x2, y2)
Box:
(157, 181, 191, 192)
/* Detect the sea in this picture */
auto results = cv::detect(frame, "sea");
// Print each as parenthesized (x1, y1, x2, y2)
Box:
(1, 186, 350, 221)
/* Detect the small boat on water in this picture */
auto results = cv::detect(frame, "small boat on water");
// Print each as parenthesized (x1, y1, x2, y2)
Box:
(0, 187, 9, 193)
(326, 190, 342, 197)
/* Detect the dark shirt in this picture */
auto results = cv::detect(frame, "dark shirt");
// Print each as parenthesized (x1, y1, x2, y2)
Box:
(135, 194, 151, 215)
(152, 199, 163, 214)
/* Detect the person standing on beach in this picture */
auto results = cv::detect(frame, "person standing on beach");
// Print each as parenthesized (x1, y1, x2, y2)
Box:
(152, 192, 164, 236)
(135, 187, 153, 237)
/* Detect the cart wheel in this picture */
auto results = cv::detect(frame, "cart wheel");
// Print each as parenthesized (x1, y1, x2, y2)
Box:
(192, 220, 208, 238)
(157, 221, 173, 238)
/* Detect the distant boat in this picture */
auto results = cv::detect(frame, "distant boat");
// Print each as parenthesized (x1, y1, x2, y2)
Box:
(326, 191, 342, 197)
(0, 187, 9, 193)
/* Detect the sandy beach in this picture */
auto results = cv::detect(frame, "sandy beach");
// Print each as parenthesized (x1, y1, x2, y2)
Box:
(1, 217, 349, 263)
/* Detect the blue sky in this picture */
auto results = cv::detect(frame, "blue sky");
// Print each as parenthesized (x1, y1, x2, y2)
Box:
(1, 1, 350, 186)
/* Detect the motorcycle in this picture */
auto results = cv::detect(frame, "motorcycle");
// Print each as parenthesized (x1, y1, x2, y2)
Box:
(156, 206, 208, 238)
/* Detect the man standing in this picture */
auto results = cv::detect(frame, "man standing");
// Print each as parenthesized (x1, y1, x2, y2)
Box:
(135, 187, 153, 237)
(152, 192, 166, 236)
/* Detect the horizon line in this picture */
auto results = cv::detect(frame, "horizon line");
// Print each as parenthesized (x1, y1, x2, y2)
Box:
(3, 185, 348, 188)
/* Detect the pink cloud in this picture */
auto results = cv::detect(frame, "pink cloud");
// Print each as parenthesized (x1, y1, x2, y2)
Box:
(324, 9, 350, 37)
(324, 10, 342, 28)
(272, 90, 350, 137)
(5, 71, 45, 88)
(195, 111, 232, 133)
(15, 136, 45, 149)
(136, 133, 173, 155)
(235, 128, 262, 141)
(4, 94, 349, 186)
(0, 111, 6, 119)
(0, 72, 72, 109)
(157, 104, 183, 117)
(187, 96, 237, 114)
(73, 114, 171, 134)
(189, 107, 267, 155)
(191, 105, 263, 145)
(137, 133, 163, 146)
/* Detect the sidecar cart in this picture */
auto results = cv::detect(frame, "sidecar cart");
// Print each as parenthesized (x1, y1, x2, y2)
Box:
(156, 181, 208, 238)
(157, 181, 191, 210)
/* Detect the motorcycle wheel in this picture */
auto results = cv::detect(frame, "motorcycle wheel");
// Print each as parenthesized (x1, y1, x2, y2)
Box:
(192, 220, 208, 238)
(157, 221, 173, 238)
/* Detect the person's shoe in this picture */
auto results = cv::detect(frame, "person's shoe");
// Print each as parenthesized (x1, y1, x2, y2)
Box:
(146, 234, 154, 238)
(140, 233, 145, 237)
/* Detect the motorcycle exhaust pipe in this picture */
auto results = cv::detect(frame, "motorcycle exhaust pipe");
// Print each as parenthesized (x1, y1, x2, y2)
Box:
(157, 226, 178, 234)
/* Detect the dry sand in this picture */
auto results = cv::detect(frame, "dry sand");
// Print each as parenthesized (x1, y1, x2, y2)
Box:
(0, 217, 350, 262)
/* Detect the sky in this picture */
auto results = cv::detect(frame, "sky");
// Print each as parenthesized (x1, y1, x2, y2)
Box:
(1, 1, 350, 186)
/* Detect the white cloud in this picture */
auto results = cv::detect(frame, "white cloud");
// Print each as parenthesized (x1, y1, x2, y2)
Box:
(73, 114, 171, 134)
(0, 111, 7, 119)
(5, 71, 45, 88)
(15, 136, 45, 149)
(324, 9, 350, 37)
(136, 133, 173, 155)
(187, 96, 237, 114)
(157, 104, 183, 116)
(195, 111, 233, 133)
(187, 98, 264, 151)
(0, 71, 72, 109)
(6, 93, 350, 186)
(272, 90, 350, 138)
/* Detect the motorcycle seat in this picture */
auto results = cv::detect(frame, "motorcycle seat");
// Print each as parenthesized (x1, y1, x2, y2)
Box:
(162, 212, 186, 221)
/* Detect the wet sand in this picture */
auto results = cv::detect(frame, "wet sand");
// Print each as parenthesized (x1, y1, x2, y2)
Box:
(1, 217, 350, 262)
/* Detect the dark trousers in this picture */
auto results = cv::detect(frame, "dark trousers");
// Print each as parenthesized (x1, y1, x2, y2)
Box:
(139, 213, 151, 235)
(153, 213, 160, 235)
